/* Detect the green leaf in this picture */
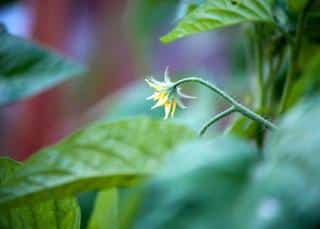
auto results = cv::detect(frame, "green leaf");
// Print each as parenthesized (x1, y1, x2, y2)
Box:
(0, 31, 85, 106)
(0, 117, 196, 209)
(0, 157, 81, 229)
(161, 0, 275, 43)
(288, 50, 320, 108)
(88, 189, 118, 229)
(266, 97, 320, 178)
(134, 137, 258, 228)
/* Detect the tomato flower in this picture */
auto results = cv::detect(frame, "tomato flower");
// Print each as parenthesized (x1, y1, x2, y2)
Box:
(145, 67, 195, 119)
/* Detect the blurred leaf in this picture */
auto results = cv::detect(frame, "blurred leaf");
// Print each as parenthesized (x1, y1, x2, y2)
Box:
(288, 52, 320, 108)
(241, 98, 320, 228)
(0, 157, 81, 229)
(134, 137, 258, 228)
(132, 98, 320, 229)
(88, 189, 118, 229)
(0, 31, 85, 106)
(285, 0, 308, 13)
(0, 117, 196, 209)
(266, 97, 320, 177)
(161, 0, 275, 43)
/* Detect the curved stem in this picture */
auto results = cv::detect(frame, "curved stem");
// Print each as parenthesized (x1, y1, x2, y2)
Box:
(173, 77, 278, 130)
(199, 106, 236, 136)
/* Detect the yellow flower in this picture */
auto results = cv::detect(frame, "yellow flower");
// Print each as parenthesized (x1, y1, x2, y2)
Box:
(145, 67, 194, 120)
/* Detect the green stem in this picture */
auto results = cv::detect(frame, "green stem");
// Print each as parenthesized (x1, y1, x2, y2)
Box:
(173, 77, 278, 131)
(199, 106, 236, 136)
(265, 53, 284, 113)
(254, 25, 264, 107)
(279, 0, 313, 113)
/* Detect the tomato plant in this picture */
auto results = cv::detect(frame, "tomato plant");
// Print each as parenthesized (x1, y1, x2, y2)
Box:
(1, 0, 320, 228)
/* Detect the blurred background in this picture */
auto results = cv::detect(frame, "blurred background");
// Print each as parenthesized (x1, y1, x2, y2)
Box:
(0, 0, 248, 161)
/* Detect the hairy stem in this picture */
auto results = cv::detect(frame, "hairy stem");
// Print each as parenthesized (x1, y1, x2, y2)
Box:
(199, 106, 236, 136)
(173, 77, 278, 131)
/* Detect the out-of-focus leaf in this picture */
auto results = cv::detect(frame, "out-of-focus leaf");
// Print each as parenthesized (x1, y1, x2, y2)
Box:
(266, 98, 320, 177)
(132, 98, 320, 229)
(0, 117, 196, 209)
(241, 98, 320, 229)
(134, 137, 258, 228)
(285, 0, 308, 13)
(0, 31, 85, 106)
(288, 52, 320, 108)
(237, 99, 320, 228)
(0, 157, 81, 229)
(88, 189, 118, 229)
(161, 0, 275, 43)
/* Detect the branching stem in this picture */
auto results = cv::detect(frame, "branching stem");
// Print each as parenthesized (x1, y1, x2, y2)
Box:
(173, 77, 278, 136)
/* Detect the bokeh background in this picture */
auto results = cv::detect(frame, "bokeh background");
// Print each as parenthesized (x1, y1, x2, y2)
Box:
(0, 0, 248, 161)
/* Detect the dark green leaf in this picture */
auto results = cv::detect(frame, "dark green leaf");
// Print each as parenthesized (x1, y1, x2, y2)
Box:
(0, 117, 196, 209)
(88, 189, 118, 229)
(0, 31, 85, 106)
(288, 49, 320, 108)
(0, 157, 81, 229)
(161, 0, 275, 43)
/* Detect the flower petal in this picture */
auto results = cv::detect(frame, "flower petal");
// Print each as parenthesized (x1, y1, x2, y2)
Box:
(164, 102, 171, 120)
(164, 66, 171, 83)
(151, 94, 168, 109)
(171, 100, 177, 118)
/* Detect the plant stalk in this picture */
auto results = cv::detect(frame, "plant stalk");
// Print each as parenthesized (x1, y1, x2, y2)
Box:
(199, 106, 236, 136)
(279, 0, 314, 113)
(173, 77, 278, 131)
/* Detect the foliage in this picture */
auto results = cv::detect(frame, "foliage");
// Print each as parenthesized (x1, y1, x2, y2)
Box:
(133, 98, 320, 228)
(0, 157, 80, 229)
(0, 29, 85, 106)
(0, 117, 195, 209)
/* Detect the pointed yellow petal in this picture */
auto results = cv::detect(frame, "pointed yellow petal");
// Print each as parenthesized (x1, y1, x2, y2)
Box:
(171, 100, 177, 118)
(152, 95, 168, 109)
(164, 102, 171, 120)
(147, 92, 161, 101)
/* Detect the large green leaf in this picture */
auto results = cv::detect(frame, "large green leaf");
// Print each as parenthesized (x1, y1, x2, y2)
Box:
(0, 117, 196, 209)
(161, 0, 275, 43)
(87, 189, 118, 229)
(0, 157, 80, 229)
(134, 137, 259, 228)
(0, 30, 85, 106)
